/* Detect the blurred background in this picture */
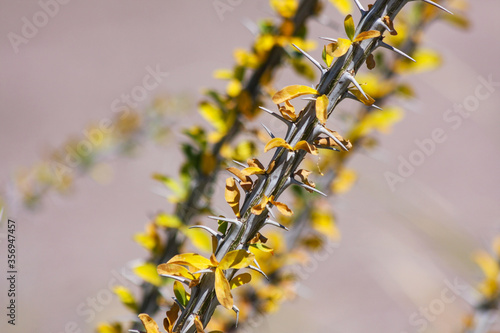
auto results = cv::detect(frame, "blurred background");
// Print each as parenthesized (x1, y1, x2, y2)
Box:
(1, 1, 499, 332)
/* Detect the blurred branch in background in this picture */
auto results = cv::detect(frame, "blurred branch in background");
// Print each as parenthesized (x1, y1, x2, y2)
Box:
(0, 94, 193, 211)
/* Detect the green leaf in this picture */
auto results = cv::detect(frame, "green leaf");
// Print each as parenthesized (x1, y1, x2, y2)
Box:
(173, 281, 190, 307)
(344, 14, 355, 41)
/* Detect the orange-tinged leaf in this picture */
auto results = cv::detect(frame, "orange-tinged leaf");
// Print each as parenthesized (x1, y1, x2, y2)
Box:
(227, 167, 253, 192)
(214, 268, 233, 309)
(194, 315, 205, 333)
(251, 195, 269, 215)
(272, 85, 318, 104)
(315, 94, 329, 125)
(382, 15, 397, 35)
(247, 158, 265, 170)
(269, 197, 293, 216)
(219, 249, 255, 270)
(353, 30, 381, 43)
(348, 86, 375, 105)
(230, 273, 252, 289)
(279, 100, 297, 121)
(157, 263, 194, 280)
(138, 314, 160, 333)
(225, 177, 241, 217)
(332, 38, 352, 57)
(167, 253, 212, 270)
(164, 303, 180, 333)
(294, 140, 318, 155)
(344, 14, 355, 41)
(241, 167, 266, 176)
(264, 137, 293, 152)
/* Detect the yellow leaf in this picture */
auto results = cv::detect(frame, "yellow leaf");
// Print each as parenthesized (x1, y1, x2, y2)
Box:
(164, 303, 180, 333)
(96, 323, 122, 333)
(332, 38, 352, 57)
(331, 169, 357, 194)
(311, 209, 340, 240)
(314, 130, 352, 151)
(182, 227, 213, 253)
(475, 251, 499, 280)
(354, 30, 381, 43)
(215, 268, 233, 309)
(199, 102, 226, 133)
(315, 94, 328, 125)
(251, 195, 269, 215)
(395, 49, 442, 74)
(134, 262, 163, 287)
(269, 196, 293, 216)
(226, 79, 242, 97)
(225, 177, 241, 217)
(349, 107, 404, 139)
(227, 167, 253, 192)
(344, 14, 355, 41)
(219, 249, 255, 270)
(167, 253, 212, 271)
(113, 286, 138, 312)
(323, 44, 335, 67)
(213, 69, 233, 80)
(155, 213, 183, 229)
(348, 85, 375, 105)
(157, 263, 194, 280)
(194, 315, 205, 333)
(272, 85, 318, 104)
(294, 140, 318, 155)
(328, 0, 351, 15)
(247, 158, 266, 170)
(264, 137, 293, 152)
(241, 167, 266, 176)
(230, 273, 252, 289)
(138, 314, 161, 333)
(269, 0, 299, 18)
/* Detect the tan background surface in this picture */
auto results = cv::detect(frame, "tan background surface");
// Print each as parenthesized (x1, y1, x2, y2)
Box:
(1, 1, 500, 332)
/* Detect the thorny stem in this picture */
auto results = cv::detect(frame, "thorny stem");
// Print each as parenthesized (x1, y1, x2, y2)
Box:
(172, 1, 434, 332)
(132, 0, 319, 325)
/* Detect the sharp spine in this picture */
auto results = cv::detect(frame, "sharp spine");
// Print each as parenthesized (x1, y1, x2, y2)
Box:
(207, 216, 242, 226)
(264, 219, 289, 231)
(290, 178, 327, 197)
(419, 0, 453, 14)
(317, 126, 349, 151)
(292, 43, 326, 74)
(248, 265, 269, 280)
(261, 123, 275, 138)
(189, 225, 221, 238)
(344, 72, 368, 100)
(378, 41, 416, 62)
